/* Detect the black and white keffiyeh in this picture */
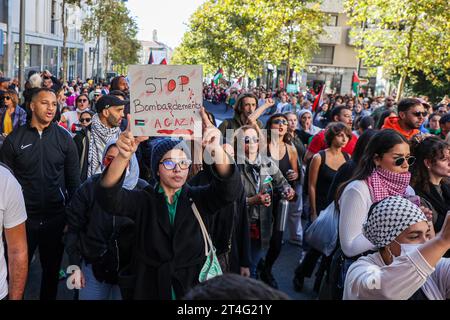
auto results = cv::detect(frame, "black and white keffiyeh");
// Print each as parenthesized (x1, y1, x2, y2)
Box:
(363, 196, 427, 249)
(87, 114, 121, 177)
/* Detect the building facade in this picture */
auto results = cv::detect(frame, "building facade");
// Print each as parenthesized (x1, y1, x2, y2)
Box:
(264, 0, 378, 96)
(138, 30, 173, 65)
(0, 0, 107, 81)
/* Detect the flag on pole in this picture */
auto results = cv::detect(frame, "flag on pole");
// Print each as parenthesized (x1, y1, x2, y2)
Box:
(160, 58, 167, 65)
(226, 77, 242, 94)
(148, 49, 154, 64)
(312, 84, 325, 112)
(352, 71, 360, 96)
(213, 68, 223, 85)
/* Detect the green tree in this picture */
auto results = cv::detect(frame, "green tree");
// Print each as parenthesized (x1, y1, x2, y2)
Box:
(81, 0, 140, 78)
(263, 0, 325, 85)
(61, 0, 93, 82)
(409, 68, 450, 103)
(345, 0, 450, 100)
(172, 0, 324, 85)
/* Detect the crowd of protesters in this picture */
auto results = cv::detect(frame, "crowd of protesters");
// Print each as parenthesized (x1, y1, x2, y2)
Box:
(0, 69, 450, 301)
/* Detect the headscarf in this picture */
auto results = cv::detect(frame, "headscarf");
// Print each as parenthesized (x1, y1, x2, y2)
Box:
(101, 139, 139, 190)
(363, 196, 427, 248)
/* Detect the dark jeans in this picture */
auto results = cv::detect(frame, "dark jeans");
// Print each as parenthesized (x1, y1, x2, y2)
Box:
(295, 247, 332, 290)
(26, 214, 65, 300)
(264, 201, 284, 272)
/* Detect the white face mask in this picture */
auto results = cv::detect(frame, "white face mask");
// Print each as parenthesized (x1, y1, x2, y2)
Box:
(394, 240, 422, 256)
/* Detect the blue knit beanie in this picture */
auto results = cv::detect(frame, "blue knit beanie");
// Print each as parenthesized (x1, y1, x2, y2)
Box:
(150, 138, 191, 180)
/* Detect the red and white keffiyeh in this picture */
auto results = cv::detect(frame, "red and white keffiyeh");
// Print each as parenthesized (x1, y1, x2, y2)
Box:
(366, 167, 411, 203)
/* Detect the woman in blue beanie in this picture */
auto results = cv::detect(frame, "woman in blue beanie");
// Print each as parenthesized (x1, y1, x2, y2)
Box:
(95, 108, 242, 300)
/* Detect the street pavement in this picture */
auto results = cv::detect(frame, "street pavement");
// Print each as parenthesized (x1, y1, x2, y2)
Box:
(24, 102, 318, 300)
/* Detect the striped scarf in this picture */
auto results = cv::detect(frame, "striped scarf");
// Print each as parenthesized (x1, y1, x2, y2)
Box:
(87, 114, 120, 177)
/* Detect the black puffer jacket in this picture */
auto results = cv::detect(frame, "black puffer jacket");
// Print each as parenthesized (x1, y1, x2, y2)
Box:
(65, 174, 149, 271)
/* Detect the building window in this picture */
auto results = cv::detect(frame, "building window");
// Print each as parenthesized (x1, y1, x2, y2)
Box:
(14, 43, 41, 77)
(327, 14, 338, 27)
(0, 0, 7, 24)
(43, 46, 58, 76)
(311, 45, 334, 65)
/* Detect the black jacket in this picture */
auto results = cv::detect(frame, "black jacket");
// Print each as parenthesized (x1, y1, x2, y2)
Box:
(65, 174, 149, 282)
(415, 183, 450, 233)
(0, 122, 80, 217)
(95, 164, 242, 300)
(188, 166, 251, 273)
(73, 126, 91, 182)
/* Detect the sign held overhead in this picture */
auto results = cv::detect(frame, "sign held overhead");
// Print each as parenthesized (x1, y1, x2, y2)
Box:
(129, 65, 203, 137)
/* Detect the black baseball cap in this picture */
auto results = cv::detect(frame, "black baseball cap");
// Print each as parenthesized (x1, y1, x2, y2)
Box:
(96, 94, 129, 113)
(0, 77, 11, 83)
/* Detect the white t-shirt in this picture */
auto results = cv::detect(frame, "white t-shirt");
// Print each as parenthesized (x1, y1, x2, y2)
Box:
(0, 166, 27, 299)
(344, 249, 450, 300)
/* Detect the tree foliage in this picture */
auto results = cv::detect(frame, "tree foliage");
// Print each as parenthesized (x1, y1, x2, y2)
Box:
(345, 0, 450, 99)
(81, 0, 140, 77)
(172, 0, 324, 82)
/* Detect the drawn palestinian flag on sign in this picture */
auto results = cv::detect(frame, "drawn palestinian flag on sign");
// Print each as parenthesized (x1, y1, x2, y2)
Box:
(135, 119, 146, 126)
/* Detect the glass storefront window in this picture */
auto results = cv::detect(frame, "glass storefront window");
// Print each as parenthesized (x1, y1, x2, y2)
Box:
(43, 45, 58, 76)
(311, 45, 334, 65)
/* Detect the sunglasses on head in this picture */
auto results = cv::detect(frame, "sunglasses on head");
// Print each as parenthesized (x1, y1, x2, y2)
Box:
(159, 159, 192, 170)
(272, 119, 288, 125)
(394, 156, 416, 166)
(80, 118, 91, 123)
(244, 136, 259, 144)
(411, 111, 428, 117)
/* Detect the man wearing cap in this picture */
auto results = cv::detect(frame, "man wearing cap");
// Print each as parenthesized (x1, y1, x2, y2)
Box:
(74, 94, 129, 182)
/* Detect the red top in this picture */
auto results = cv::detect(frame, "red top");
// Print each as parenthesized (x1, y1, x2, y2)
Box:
(307, 130, 358, 155)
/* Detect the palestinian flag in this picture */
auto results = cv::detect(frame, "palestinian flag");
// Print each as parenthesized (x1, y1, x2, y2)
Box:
(135, 119, 146, 127)
(148, 50, 154, 64)
(352, 71, 360, 96)
(213, 68, 223, 85)
(312, 84, 325, 112)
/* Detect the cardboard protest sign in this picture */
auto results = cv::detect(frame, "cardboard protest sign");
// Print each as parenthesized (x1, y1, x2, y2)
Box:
(129, 65, 203, 137)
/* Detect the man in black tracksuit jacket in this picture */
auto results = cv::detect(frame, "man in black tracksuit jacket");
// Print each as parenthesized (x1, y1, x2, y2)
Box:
(0, 88, 80, 299)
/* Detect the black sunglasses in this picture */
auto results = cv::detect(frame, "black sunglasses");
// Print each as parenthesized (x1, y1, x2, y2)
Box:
(272, 119, 288, 125)
(79, 118, 91, 123)
(244, 136, 259, 144)
(394, 156, 416, 166)
(78, 99, 88, 103)
(2, 96, 11, 101)
(411, 111, 428, 117)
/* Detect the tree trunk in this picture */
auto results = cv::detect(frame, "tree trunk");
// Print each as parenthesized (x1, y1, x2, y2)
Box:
(96, 26, 101, 81)
(285, 26, 293, 87)
(61, 0, 68, 82)
(397, 74, 406, 101)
